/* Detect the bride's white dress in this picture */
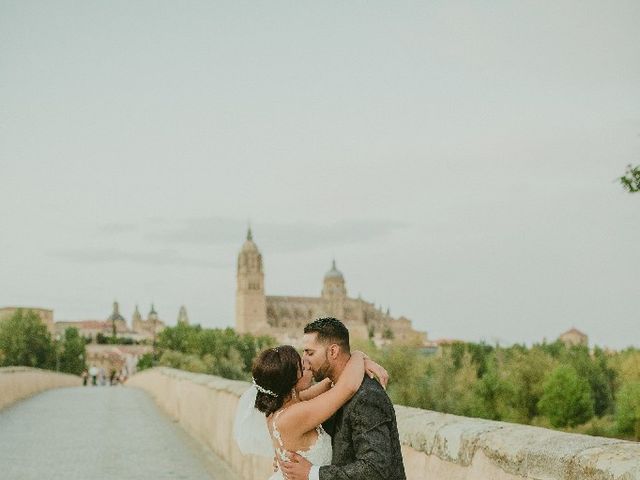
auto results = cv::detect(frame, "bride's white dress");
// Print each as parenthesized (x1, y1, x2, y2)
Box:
(268, 409, 332, 480)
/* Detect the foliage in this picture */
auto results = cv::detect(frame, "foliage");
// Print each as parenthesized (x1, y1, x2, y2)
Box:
(0, 309, 54, 369)
(538, 365, 594, 428)
(96, 333, 137, 345)
(620, 164, 640, 193)
(137, 352, 154, 371)
(58, 327, 86, 375)
(615, 381, 640, 440)
(154, 324, 276, 380)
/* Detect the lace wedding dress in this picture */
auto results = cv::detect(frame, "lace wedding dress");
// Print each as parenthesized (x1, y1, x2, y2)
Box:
(268, 409, 332, 480)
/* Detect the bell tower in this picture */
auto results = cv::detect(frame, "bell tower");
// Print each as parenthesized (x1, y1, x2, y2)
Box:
(235, 227, 268, 333)
(322, 259, 347, 319)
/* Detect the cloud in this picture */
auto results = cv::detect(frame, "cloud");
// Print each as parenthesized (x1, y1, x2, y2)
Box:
(48, 248, 228, 268)
(146, 217, 409, 252)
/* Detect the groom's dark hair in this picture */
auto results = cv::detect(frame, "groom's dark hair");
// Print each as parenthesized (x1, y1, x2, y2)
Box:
(304, 317, 350, 354)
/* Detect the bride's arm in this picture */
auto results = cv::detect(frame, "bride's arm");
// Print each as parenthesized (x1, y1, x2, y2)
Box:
(298, 378, 332, 401)
(299, 357, 389, 401)
(281, 351, 366, 435)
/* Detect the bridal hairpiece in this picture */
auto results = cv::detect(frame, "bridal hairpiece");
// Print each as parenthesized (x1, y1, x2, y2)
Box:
(252, 377, 278, 397)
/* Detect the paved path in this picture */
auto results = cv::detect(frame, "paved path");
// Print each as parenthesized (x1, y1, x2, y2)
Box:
(0, 386, 238, 480)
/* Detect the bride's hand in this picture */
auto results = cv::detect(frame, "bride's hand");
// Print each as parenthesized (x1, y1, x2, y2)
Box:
(364, 357, 389, 389)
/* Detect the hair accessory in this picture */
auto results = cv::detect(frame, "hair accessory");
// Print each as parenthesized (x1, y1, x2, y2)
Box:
(252, 377, 278, 397)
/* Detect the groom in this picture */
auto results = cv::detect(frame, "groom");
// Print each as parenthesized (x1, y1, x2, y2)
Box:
(279, 317, 406, 480)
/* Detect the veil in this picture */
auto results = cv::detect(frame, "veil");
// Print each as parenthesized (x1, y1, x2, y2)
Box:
(232, 385, 274, 457)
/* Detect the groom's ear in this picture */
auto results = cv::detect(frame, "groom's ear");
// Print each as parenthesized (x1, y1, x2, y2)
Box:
(328, 343, 340, 359)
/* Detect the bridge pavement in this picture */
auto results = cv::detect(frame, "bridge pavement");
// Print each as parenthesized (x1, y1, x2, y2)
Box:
(0, 386, 239, 480)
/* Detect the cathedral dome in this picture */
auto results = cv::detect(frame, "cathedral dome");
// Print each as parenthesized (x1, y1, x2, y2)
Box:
(324, 260, 344, 280)
(107, 301, 125, 322)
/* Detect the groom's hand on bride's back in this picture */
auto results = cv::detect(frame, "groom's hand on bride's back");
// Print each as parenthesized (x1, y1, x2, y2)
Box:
(278, 452, 311, 480)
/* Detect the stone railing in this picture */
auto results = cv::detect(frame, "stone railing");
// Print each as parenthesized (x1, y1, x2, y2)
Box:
(0, 366, 81, 411)
(128, 367, 640, 480)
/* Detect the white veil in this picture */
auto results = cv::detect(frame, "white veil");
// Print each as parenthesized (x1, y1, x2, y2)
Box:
(232, 385, 274, 457)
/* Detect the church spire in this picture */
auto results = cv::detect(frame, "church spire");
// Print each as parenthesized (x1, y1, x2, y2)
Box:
(247, 226, 253, 241)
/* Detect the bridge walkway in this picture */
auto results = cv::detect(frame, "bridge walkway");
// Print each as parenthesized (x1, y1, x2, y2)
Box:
(0, 386, 238, 480)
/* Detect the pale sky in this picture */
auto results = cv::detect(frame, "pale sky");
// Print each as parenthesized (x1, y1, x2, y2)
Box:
(1, 1, 638, 349)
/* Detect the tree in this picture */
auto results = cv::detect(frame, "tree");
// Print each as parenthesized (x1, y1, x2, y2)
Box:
(615, 381, 640, 440)
(58, 327, 86, 375)
(0, 309, 54, 368)
(560, 345, 614, 417)
(137, 352, 154, 371)
(500, 347, 556, 423)
(377, 345, 427, 407)
(620, 164, 640, 193)
(538, 365, 594, 428)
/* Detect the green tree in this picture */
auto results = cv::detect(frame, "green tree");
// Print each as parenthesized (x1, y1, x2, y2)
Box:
(538, 365, 595, 428)
(560, 345, 614, 417)
(0, 309, 54, 368)
(157, 323, 200, 353)
(377, 345, 427, 407)
(615, 381, 640, 440)
(500, 347, 556, 423)
(58, 328, 86, 375)
(620, 164, 640, 193)
(137, 352, 154, 371)
(471, 356, 514, 420)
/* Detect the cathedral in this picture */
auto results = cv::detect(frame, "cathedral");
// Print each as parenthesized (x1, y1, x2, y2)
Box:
(235, 228, 427, 346)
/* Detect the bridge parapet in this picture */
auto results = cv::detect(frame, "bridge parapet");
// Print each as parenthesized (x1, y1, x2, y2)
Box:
(128, 367, 640, 480)
(0, 366, 81, 411)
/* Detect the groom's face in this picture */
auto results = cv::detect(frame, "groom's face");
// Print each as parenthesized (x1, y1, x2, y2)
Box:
(302, 332, 332, 382)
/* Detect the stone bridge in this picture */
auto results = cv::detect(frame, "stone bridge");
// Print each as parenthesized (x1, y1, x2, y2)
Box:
(1, 367, 639, 480)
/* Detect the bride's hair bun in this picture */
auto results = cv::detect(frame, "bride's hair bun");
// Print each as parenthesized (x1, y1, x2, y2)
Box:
(252, 345, 301, 416)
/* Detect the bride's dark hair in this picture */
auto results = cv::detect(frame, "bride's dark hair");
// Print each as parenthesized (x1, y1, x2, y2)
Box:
(252, 345, 302, 416)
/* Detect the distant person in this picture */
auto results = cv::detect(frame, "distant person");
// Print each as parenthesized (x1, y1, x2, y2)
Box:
(81, 369, 88, 386)
(98, 367, 106, 386)
(89, 365, 98, 386)
(109, 369, 117, 385)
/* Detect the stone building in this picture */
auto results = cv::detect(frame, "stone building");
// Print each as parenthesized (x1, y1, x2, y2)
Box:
(0, 306, 55, 335)
(55, 302, 168, 342)
(558, 327, 588, 347)
(131, 304, 165, 337)
(235, 228, 427, 346)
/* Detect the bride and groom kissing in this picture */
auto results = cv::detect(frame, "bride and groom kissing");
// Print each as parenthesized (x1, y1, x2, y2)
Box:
(234, 317, 406, 480)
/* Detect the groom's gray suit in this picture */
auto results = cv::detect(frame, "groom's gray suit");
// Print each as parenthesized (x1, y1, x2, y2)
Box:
(319, 375, 406, 480)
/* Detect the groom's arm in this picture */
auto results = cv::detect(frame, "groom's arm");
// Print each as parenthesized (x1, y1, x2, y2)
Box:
(318, 389, 394, 480)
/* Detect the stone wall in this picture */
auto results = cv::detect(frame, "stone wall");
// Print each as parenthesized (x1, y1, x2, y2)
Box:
(0, 366, 81, 411)
(128, 367, 640, 480)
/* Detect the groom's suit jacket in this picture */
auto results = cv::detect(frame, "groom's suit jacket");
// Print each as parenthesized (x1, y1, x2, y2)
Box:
(319, 375, 406, 480)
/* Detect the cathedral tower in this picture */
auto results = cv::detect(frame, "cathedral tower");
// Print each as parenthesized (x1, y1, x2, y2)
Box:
(177, 305, 189, 325)
(235, 227, 268, 334)
(132, 305, 143, 332)
(322, 260, 347, 319)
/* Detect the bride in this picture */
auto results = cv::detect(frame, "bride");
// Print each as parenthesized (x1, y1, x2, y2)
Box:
(233, 345, 387, 479)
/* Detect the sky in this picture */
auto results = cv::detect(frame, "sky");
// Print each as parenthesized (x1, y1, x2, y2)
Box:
(1, 1, 638, 350)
